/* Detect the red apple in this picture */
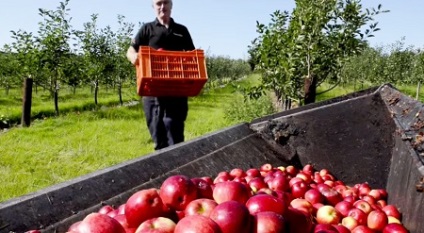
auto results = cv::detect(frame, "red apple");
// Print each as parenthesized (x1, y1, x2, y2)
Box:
(286, 165, 298, 177)
(229, 168, 246, 178)
(351, 225, 375, 233)
(344, 195, 358, 204)
(382, 205, 402, 220)
(341, 216, 359, 231)
(113, 215, 137, 233)
(313, 223, 338, 233)
(290, 198, 313, 215)
(267, 175, 290, 192)
(159, 175, 198, 211)
(201, 176, 214, 185)
(67, 221, 81, 233)
(214, 172, 231, 184)
(252, 211, 286, 233)
(382, 223, 409, 233)
(361, 195, 376, 205)
(334, 184, 348, 195)
(353, 200, 372, 214)
(291, 181, 309, 199)
(302, 164, 315, 176)
(212, 181, 251, 204)
(98, 205, 115, 215)
(209, 200, 252, 233)
(316, 205, 341, 225)
(174, 215, 221, 233)
(284, 207, 313, 233)
(248, 177, 268, 193)
(260, 163, 273, 172)
(77, 213, 125, 233)
(107, 209, 120, 218)
(245, 193, 288, 216)
(304, 188, 325, 204)
(135, 217, 176, 233)
(313, 173, 325, 184)
(333, 224, 351, 233)
(335, 200, 353, 217)
(246, 168, 261, 178)
(319, 168, 330, 177)
(296, 172, 312, 184)
(368, 189, 382, 200)
(289, 177, 304, 187)
(319, 185, 343, 206)
(358, 183, 371, 197)
(378, 189, 388, 200)
(125, 188, 165, 228)
(367, 210, 388, 231)
(387, 216, 401, 224)
(312, 203, 324, 216)
(377, 199, 388, 208)
(184, 198, 218, 217)
(191, 177, 214, 199)
(347, 208, 368, 226)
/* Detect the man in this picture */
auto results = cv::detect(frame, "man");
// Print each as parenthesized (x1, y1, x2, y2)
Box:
(127, 0, 195, 150)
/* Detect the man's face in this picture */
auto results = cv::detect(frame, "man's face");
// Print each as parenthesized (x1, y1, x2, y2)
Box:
(152, 0, 172, 20)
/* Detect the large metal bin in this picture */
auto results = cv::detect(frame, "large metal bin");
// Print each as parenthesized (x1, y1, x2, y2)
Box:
(0, 84, 423, 233)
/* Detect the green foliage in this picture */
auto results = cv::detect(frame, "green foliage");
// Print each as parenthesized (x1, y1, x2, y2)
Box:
(341, 39, 424, 92)
(249, 0, 388, 105)
(224, 93, 277, 122)
(205, 54, 251, 88)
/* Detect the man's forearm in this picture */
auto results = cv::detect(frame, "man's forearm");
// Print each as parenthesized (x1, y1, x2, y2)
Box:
(127, 46, 138, 65)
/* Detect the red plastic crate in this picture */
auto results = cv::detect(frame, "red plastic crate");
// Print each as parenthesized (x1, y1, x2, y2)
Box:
(136, 46, 208, 97)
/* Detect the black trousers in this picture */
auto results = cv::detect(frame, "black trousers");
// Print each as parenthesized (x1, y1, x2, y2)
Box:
(142, 96, 188, 150)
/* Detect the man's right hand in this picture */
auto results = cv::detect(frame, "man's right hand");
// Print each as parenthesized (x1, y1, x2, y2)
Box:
(126, 46, 138, 65)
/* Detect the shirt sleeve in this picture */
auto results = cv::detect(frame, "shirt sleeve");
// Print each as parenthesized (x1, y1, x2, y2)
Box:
(131, 23, 149, 52)
(183, 27, 195, 51)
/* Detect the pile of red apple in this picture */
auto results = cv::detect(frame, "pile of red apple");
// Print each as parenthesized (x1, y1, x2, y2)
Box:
(27, 164, 410, 233)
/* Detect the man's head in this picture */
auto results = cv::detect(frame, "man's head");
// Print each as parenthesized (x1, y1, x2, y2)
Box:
(152, 0, 172, 24)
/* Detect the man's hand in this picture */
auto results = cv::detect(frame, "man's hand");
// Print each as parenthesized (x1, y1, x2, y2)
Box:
(126, 46, 138, 65)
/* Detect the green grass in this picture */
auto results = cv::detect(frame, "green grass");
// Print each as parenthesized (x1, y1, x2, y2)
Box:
(0, 79, 244, 202)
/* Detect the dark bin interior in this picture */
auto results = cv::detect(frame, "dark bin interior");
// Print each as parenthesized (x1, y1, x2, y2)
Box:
(0, 84, 423, 233)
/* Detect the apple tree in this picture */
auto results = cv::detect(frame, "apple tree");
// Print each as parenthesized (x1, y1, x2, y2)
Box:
(37, 0, 74, 115)
(0, 45, 21, 94)
(250, 0, 387, 106)
(76, 14, 115, 105)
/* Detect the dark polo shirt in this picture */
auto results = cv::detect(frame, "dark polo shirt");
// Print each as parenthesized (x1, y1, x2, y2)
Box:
(131, 18, 195, 52)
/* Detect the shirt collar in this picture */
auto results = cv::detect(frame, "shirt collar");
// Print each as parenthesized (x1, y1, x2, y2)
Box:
(154, 17, 175, 27)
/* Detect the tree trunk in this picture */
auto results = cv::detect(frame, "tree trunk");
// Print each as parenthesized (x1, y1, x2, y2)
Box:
(54, 81, 59, 116)
(416, 82, 421, 100)
(21, 78, 33, 127)
(118, 82, 123, 106)
(304, 75, 317, 105)
(94, 80, 99, 105)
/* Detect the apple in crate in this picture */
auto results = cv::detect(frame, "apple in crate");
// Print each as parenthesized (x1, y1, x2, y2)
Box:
(252, 211, 286, 233)
(316, 205, 340, 225)
(76, 213, 125, 233)
(174, 215, 221, 233)
(184, 198, 218, 217)
(159, 175, 198, 211)
(383, 223, 409, 233)
(125, 188, 165, 228)
(135, 217, 176, 233)
(245, 193, 287, 216)
(367, 210, 388, 231)
(212, 181, 251, 204)
(209, 200, 252, 233)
